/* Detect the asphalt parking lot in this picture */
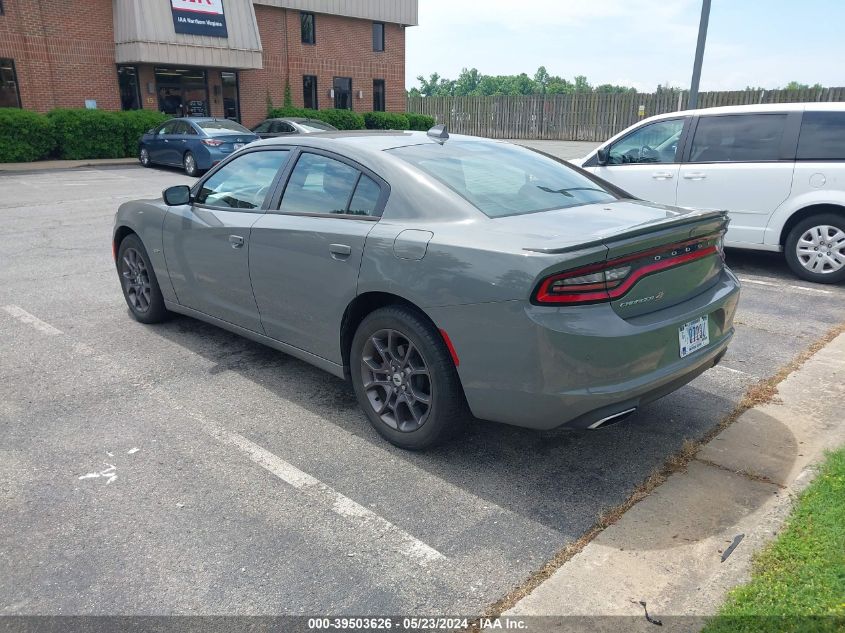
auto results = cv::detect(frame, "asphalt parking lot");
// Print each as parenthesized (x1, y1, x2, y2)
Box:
(2, 164, 844, 616)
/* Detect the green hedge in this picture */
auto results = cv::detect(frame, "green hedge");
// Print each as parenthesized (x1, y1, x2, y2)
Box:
(363, 112, 409, 130)
(407, 113, 436, 131)
(47, 109, 128, 160)
(266, 108, 434, 132)
(0, 108, 55, 163)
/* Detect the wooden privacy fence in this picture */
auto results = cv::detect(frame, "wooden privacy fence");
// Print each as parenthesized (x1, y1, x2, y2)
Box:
(406, 87, 845, 141)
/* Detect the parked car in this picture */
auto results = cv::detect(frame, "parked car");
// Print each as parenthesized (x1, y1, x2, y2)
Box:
(573, 103, 845, 284)
(114, 129, 740, 449)
(139, 118, 259, 177)
(251, 117, 338, 139)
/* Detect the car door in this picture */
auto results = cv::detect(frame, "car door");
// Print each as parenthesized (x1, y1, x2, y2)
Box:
(148, 121, 176, 164)
(588, 117, 689, 205)
(252, 121, 272, 139)
(249, 149, 386, 363)
(165, 121, 192, 166)
(162, 148, 292, 332)
(677, 112, 798, 246)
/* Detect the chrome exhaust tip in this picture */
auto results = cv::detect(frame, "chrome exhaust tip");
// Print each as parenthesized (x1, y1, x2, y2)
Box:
(587, 407, 638, 430)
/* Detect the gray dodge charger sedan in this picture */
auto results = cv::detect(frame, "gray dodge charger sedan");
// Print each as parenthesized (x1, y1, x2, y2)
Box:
(113, 129, 740, 449)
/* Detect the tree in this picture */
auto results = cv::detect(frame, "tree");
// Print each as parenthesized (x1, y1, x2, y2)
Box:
(534, 66, 550, 94)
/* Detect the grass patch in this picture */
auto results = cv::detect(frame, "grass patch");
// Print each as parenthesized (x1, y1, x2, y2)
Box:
(703, 448, 845, 633)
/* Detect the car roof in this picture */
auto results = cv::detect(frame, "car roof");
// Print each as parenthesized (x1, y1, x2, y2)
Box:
(249, 130, 493, 154)
(641, 101, 845, 123)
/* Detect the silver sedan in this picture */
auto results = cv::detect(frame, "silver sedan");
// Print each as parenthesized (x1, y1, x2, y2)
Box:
(113, 129, 740, 449)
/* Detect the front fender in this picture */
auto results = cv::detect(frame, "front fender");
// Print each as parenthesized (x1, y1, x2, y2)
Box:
(113, 199, 177, 303)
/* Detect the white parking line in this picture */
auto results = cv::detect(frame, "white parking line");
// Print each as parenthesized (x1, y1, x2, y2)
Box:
(712, 364, 751, 377)
(2, 305, 64, 336)
(6, 304, 446, 567)
(225, 431, 446, 566)
(737, 276, 831, 295)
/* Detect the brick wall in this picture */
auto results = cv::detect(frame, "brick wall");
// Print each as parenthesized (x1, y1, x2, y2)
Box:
(0, 1, 407, 123)
(0, 0, 120, 111)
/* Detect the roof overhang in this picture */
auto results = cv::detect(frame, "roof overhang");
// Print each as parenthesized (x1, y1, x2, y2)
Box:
(253, 0, 418, 26)
(114, 0, 263, 69)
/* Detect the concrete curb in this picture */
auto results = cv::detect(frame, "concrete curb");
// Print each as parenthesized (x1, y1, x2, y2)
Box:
(503, 332, 845, 626)
(0, 158, 138, 173)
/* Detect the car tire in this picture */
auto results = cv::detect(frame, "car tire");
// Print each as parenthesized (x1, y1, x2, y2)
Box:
(117, 234, 170, 324)
(139, 146, 151, 168)
(784, 213, 845, 284)
(183, 151, 199, 177)
(350, 305, 469, 450)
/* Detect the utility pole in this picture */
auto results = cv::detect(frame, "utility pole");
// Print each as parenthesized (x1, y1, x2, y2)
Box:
(688, 0, 711, 110)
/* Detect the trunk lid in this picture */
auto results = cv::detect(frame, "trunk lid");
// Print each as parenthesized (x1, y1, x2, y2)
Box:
(500, 200, 728, 317)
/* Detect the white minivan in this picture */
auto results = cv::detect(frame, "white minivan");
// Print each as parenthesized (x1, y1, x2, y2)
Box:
(575, 103, 845, 284)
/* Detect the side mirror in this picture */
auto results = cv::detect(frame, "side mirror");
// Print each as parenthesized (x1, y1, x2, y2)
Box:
(596, 147, 610, 166)
(163, 185, 191, 206)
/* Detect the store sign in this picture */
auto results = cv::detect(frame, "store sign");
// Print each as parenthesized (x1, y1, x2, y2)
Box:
(170, 0, 228, 38)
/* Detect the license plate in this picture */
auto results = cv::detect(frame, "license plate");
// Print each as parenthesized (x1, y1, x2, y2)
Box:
(233, 143, 245, 150)
(679, 315, 709, 358)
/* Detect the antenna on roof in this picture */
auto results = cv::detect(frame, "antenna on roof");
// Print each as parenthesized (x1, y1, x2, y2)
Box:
(427, 124, 449, 144)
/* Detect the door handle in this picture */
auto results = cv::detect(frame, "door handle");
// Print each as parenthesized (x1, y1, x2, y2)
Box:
(329, 243, 352, 259)
(652, 171, 674, 180)
(229, 235, 245, 248)
(683, 172, 708, 180)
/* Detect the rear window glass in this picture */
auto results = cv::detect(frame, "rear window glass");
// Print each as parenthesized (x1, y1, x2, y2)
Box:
(797, 111, 845, 160)
(689, 114, 787, 163)
(300, 120, 337, 132)
(389, 142, 617, 218)
(197, 120, 252, 134)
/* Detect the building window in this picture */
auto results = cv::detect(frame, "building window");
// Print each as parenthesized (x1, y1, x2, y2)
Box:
(333, 77, 352, 110)
(221, 71, 240, 121)
(301, 12, 315, 44)
(117, 66, 141, 111)
(373, 80, 385, 112)
(155, 67, 208, 117)
(0, 58, 21, 108)
(0, 1, 5, 16)
(372, 22, 385, 52)
(303, 75, 318, 110)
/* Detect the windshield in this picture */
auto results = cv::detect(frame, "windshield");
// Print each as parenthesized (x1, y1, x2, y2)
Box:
(389, 141, 617, 217)
(198, 120, 253, 134)
(300, 120, 337, 132)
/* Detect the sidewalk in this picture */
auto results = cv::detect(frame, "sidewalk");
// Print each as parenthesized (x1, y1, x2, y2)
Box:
(0, 157, 137, 173)
(502, 330, 845, 628)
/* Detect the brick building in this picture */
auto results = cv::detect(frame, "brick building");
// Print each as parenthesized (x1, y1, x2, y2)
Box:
(0, 0, 416, 125)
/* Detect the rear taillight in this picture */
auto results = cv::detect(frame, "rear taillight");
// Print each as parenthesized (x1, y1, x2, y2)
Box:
(202, 138, 224, 147)
(534, 234, 722, 305)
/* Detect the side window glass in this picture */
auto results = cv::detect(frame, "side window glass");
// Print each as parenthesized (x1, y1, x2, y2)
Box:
(183, 123, 198, 136)
(609, 119, 685, 165)
(280, 123, 296, 133)
(196, 150, 290, 209)
(348, 174, 382, 216)
(158, 122, 175, 136)
(690, 114, 787, 163)
(279, 153, 361, 215)
(797, 112, 845, 160)
(254, 121, 271, 133)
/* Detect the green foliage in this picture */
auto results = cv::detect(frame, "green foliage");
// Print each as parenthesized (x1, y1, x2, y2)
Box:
(411, 67, 635, 97)
(48, 109, 127, 160)
(406, 113, 435, 131)
(283, 80, 293, 108)
(363, 112, 409, 130)
(703, 448, 845, 632)
(0, 108, 55, 163)
(784, 81, 824, 91)
(120, 110, 167, 157)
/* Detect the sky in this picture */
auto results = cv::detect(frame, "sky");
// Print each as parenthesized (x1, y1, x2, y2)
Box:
(406, 0, 845, 92)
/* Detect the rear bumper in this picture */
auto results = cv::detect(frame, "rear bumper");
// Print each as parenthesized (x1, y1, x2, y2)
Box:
(426, 268, 740, 430)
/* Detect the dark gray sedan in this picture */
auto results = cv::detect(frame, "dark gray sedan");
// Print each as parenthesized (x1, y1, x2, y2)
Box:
(251, 117, 338, 139)
(113, 129, 740, 449)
